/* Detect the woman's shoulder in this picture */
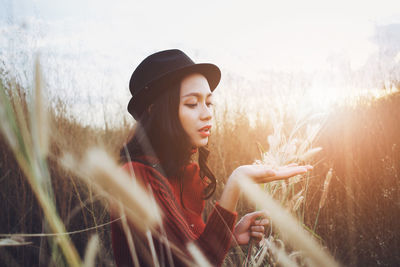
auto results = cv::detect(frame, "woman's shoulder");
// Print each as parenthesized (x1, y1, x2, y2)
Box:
(122, 160, 162, 179)
(121, 158, 174, 193)
(122, 155, 160, 173)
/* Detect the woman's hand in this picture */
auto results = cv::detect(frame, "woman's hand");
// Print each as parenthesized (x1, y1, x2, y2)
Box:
(232, 163, 313, 184)
(232, 210, 269, 247)
(219, 163, 313, 212)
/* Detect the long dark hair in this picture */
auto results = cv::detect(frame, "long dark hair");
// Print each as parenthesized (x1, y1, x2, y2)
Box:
(120, 80, 216, 201)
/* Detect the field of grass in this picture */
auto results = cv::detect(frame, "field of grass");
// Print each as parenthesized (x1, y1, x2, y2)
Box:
(0, 69, 399, 266)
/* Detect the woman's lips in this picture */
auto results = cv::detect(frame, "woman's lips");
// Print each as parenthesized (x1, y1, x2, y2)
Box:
(198, 125, 211, 137)
(199, 131, 210, 137)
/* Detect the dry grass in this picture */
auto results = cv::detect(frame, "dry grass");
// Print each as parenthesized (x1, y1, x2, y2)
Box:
(0, 64, 399, 266)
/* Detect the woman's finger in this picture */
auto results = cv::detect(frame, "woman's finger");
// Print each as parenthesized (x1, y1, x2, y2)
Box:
(250, 231, 264, 240)
(250, 225, 264, 232)
(240, 165, 276, 179)
(274, 166, 310, 179)
(246, 210, 269, 222)
(254, 218, 269, 226)
(258, 165, 312, 183)
(236, 164, 312, 184)
(278, 164, 313, 171)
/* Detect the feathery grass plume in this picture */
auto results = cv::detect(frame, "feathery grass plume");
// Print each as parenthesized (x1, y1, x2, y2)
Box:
(319, 168, 333, 209)
(297, 123, 322, 156)
(238, 176, 339, 267)
(187, 242, 212, 267)
(251, 110, 326, 264)
(261, 120, 323, 190)
(83, 234, 99, 267)
(289, 251, 306, 266)
(299, 147, 322, 162)
(259, 113, 324, 218)
(61, 147, 162, 232)
(269, 242, 298, 267)
(0, 63, 82, 266)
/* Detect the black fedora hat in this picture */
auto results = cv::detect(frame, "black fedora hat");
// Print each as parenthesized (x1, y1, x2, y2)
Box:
(128, 49, 221, 120)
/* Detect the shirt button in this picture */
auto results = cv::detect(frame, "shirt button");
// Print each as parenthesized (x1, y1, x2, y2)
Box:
(190, 224, 194, 228)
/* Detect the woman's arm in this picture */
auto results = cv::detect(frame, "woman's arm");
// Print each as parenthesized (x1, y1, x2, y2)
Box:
(219, 164, 312, 213)
(219, 164, 312, 248)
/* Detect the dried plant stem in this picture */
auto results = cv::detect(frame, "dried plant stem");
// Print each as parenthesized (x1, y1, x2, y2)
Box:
(119, 205, 141, 267)
(83, 234, 99, 267)
(269, 242, 298, 267)
(313, 208, 321, 233)
(314, 168, 333, 232)
(0, 76, 82, 266)
(18, 159, 81, 266)
(187, 242, 212, 267)
(238, 177, 339, 267)
(146, 230, 160, 267)
(244, 238, 255, 267)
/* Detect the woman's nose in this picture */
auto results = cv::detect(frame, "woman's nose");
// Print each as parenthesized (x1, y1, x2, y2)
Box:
(200, 103, 212, 120)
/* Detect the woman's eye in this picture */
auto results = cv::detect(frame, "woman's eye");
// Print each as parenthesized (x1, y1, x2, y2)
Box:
(185, 103, 197, 108)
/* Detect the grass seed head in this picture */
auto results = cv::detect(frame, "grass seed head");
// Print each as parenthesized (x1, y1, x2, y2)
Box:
(319, 168, 333, 209)
(61, 147, 162, 232)
(238, 176, 339, 267)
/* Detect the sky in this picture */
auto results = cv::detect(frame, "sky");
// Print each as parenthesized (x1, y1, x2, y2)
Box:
(1, 0, 400, 126)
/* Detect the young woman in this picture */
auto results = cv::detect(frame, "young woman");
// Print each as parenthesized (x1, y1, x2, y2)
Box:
(111, 49, 312, 267)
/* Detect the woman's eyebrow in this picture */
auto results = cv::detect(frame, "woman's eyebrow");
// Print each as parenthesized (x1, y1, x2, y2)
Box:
(182, 92, 213, 98)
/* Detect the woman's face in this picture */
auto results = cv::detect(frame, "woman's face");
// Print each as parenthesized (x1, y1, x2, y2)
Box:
(179, 73, 213, 148)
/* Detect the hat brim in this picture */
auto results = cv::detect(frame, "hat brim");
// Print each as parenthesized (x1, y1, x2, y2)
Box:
(128, 63, 221, 120)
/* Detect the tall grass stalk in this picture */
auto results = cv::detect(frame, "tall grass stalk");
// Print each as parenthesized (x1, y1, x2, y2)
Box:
(313, 168, 333, 232)
(238, 176, 339, 267)
(187, 242, 212, 267)
(251, 111, 326, 264)
(60, 147, 162, 232)
(0, 59, 82, 266)
(269, 242, 297, 267)
(260, 116, 323, 209)
(118, 204, 141, 267)
(82, 234, 99, 267)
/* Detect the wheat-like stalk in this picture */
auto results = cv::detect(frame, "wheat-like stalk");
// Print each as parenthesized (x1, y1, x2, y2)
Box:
(238, 176, 339, 267)
(0, 57, 81, 266)
(269, 242, 298, 267)
(82, 234, 99, 267)
(187, 242, 212, 267)
(60, 147, 162, 232)
(292, 196, 304, 212)
(319, 168, 333, 209)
